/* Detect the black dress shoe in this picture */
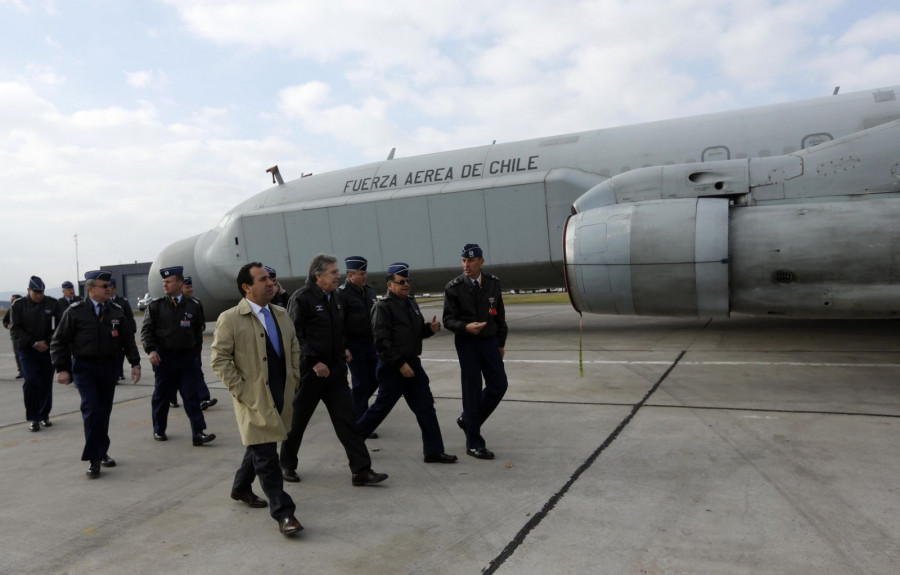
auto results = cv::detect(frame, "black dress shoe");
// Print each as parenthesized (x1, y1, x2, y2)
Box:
(278, 515, 304, 536)
(86, 461, 100, 478)
(28, 421, 40, 432)
(40, 419, 52, 428)
(282, 468, 301, 483)
(457, 415, 465, 431)
(352, 468, 388, 486)
(192, 432, 216, 446)
(466, 447, 495, 460)
(423, 453, 458, 464)
(170, 401, 180, 408)
(15, 373, 23, 379)
(366, 432, 379, 439)
(153, 432, 167, 441)
(100, 455, 116, 467)
(231, 490, 268, 508)
(200, 398, 218, 410)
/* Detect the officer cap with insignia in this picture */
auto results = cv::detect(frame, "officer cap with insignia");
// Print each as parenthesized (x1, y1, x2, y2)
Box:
(264, 266, 277, 279)
(345, 256, 368, 271)
(387, 262, 409, 278)
(28, 276, 45, 292)
(461, 243, 483, 258)
(160, 266, 184, 279)
(84, 270, 112, 282)
(183, 276, 192, 286)
(61, 280, 74, 289)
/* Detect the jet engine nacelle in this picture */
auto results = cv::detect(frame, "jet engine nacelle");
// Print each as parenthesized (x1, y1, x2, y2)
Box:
(564, 197, 730, 316)
(564, 118, 900, 318)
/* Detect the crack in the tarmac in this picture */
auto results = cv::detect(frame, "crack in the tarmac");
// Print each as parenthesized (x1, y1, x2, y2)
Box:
(481, 350, 686, 574)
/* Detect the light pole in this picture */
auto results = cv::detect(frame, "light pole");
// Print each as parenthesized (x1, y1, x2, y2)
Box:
(74, 234, 80, 283)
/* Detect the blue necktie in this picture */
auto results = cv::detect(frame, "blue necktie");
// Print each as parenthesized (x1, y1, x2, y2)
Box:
(96, 302, 104, 317)
(261, 307, 281, 357)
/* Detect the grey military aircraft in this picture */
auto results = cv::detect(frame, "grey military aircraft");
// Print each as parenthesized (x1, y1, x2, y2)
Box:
(152, 85, 900, 319)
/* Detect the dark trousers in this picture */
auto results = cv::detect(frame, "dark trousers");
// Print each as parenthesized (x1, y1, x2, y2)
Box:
(357, 361, 445, 457)
(455, 336, 508, 450)
(347, 340, 379, 420)
(18, 347, 54, 421)
(280, 359, 371, 474)
(151, 350, 206, 435)
(167, 353, 211, 402)
(234, 442, 296, 520)
(72, 358, 118, 461)
(10, 334, 22, 374)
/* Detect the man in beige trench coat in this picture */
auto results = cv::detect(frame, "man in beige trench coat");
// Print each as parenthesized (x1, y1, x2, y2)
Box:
(211, 262, 304, 536)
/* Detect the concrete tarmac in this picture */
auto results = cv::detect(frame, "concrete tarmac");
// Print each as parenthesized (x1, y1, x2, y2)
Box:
(1, 304, 899, 574)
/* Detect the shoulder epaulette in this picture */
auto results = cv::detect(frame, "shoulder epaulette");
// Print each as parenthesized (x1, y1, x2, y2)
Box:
(69, 300, 85, 309)
(446, 276, 465, 289)
(151, 296, 166, 302)
(486, 273, 500, 281)
(108, 301, 123, 310)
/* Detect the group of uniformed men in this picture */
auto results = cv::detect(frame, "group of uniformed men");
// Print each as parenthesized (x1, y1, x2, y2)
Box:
(4, 242, 509, 537)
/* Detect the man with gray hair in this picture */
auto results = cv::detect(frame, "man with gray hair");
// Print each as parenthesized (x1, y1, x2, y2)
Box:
(279, 254, 388, 487)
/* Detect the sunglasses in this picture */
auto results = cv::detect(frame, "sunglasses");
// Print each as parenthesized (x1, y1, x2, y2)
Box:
(97, 283, 110, 289)
(392, 279, 411, 286)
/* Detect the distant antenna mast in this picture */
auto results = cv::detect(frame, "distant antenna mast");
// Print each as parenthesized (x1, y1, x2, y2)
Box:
(833, 86, 840, 95)
(266, 165, 285, 185)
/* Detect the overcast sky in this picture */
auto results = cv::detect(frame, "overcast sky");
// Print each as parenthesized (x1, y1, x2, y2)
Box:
(1, 0, 898, 294)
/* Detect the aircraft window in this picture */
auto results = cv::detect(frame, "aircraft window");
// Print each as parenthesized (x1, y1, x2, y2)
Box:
(874, 90, 896, 103)
(801, 133, 833, 149)
(702, 146, 730, 162)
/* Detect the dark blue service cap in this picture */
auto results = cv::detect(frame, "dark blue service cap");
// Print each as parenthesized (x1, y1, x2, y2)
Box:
(29, 276, 45, 292)
(160, 266, 183, 279)
(182, 276, 192, 286)
(84, 270, 112, 281)
(264, 266, 277, 279)
(109, 278, 117, 288)
(387, 262, 409, 278)
(345, 256, 368, 271)
(61, 281, 74, 289)
(461, 243, 483, 258)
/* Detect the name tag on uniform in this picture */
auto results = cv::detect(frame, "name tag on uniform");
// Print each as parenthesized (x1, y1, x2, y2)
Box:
(111, 319, 120, 337)
(489, 297, 498, 315)
(315, 305, 324, 312)
(180, 320, 191, 328)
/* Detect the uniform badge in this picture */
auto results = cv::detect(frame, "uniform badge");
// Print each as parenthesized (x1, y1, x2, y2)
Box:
(316, 305, 324, 312)
(110, 319, 120, 337)
(489, 297, 498, 316)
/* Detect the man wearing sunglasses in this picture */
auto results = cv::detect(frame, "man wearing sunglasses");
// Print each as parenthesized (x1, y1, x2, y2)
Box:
(356, 263, 457, 464)
(51, 270, 142, 478)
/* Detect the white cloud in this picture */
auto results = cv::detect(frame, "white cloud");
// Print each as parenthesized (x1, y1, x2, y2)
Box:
(839, 11, 900, 46)
(126, 69, 169, 89)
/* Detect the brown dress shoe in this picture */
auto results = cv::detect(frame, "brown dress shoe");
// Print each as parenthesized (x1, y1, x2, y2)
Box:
(278, 516, 304, 536)
(231, 490, 268, 508)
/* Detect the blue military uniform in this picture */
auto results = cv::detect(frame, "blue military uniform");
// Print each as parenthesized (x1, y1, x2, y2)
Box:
(141, 266, 214, 445)
(442, 244, 509, 458)
(10, 276, 61, 430)
(337, 256, 380, 420)
(356, 263, 456, 462)
(58, 280, 84, 313)
(50, 270, 141, 477)
(108, 278, 136, 381)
